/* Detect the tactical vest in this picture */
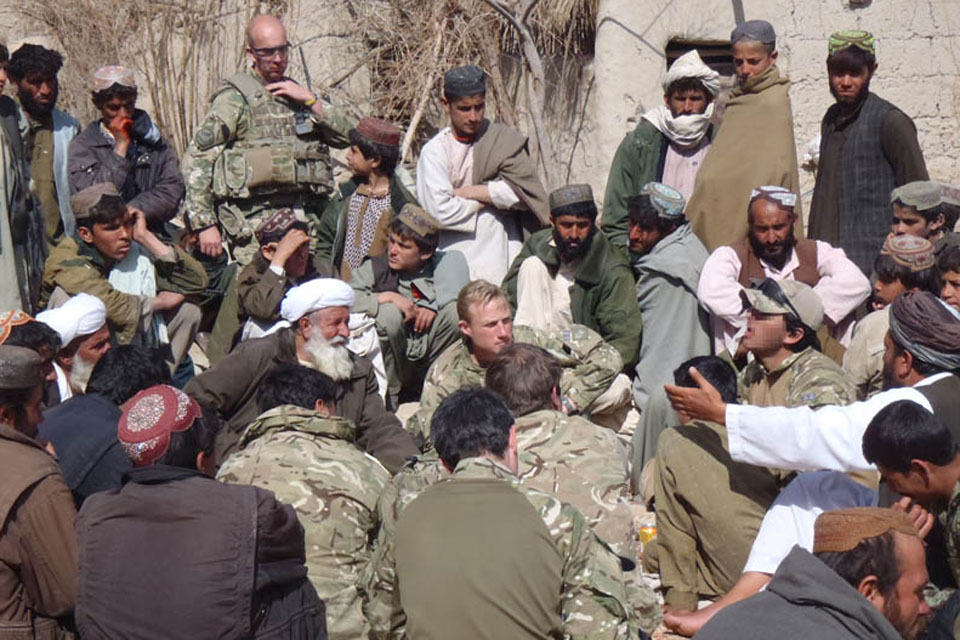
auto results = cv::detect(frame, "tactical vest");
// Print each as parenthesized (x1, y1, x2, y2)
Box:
(212, 72, 333, 201)
(732, 237, 820, 288)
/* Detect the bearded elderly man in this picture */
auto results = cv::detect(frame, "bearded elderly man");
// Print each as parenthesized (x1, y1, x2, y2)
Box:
(603, 49, 720, 251)
(186, 277, 417, 470)
(503, 184, 643, 369)
(807, 31, 928, 274)
(36, 293, 111, 404)
(698, 185, 870, 356)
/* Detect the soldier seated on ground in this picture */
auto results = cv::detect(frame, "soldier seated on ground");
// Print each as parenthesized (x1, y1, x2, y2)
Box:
(406, 279, 631, 445)
(485, 342, 636, 558)
(40, 183, 207, 373)
(363, 387, 659, 639)
(316, 117, 418, 281)
(218, 363, 388, 639)
(350, 204, 468, 409)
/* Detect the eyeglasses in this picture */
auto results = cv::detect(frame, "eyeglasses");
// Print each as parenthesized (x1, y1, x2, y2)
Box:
(753, 277, 802, 322)
(249, 43, 291, 60)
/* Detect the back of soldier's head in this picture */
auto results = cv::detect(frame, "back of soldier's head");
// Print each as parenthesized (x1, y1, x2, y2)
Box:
(485, 343, 561, 417)
(431, 388, 514, 469)
(257, 363, 337, 414)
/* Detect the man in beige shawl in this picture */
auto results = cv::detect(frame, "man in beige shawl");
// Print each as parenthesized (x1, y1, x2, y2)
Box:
(686, 20, 802, 251)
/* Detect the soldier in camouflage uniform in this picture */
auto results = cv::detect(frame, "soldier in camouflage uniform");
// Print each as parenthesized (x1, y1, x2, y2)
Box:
(182, 14, 354, 267)
(216, 364, 388, 640)
(656, 280, 857, 611)
(362, 389, 660, 639)
(406, 279, 626, 445)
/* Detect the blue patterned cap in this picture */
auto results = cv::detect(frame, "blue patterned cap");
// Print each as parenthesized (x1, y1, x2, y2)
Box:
(641, 182, 686, 219)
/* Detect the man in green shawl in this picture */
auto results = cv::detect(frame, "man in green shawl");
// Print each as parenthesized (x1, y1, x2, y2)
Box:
(685, 20, 803, 252)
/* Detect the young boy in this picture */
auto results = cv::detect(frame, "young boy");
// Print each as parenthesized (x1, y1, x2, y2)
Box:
(350, 204, 468, 408)
(844, 233, 939, 399)
(939, 244, 960, 313)
(890, 181, 947, 241)
(316, 117, 416, 281)
(40, 183, 207, 371)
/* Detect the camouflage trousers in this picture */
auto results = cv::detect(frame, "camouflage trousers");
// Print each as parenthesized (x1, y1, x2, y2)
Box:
(217, 197, 329, 268)
(654, 420, 781, 610)
(375, 302, 460, 409)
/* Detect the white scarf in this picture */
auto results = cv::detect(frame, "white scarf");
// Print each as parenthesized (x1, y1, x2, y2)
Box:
(642, 103, 715, 149)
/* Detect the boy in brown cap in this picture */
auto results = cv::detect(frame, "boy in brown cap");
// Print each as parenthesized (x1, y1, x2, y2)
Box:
(349, 204, 469, 409)
(316, 117, 418, 280)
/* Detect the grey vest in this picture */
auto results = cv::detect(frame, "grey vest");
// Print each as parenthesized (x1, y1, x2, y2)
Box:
(819, 93, 897, 273)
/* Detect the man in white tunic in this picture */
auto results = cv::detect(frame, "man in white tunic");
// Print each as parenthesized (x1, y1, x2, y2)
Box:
(416, 65, 549, 284)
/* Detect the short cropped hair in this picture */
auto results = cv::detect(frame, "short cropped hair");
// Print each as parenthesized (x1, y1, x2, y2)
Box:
(0, 44, 9, 65)
(257, 363, 337, 413)
(456, 280, 509, 323)
(6, 44, 63, 82)
(431, 388, 514, 469)
(348, 128, 399, 175)
(827, 46, 877, 75)
(862, 399, 957, 472)
(938, 245, 960, 275)
(159, 404, 220, 470)
(388, 216, 439, 255)
(485, 343, 561, 416)
(673, 356, 739, 404)
(893, 199, 943, 224)
(627, 194, 683, 234)
(874, 254, 941, 295)
(815, 531, 901, 600)
(6, 320, 61, 355)
(86, 345, 171, 405)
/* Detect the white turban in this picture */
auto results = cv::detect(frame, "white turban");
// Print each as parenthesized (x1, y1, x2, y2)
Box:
(662, 50, 721, 97)
(280, 278, 355, 323)
(36, 293, 108, 347)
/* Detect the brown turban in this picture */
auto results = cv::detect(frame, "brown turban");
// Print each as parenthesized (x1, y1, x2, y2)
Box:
(814, 507, 918, 553)
(889, 292, 960, 371)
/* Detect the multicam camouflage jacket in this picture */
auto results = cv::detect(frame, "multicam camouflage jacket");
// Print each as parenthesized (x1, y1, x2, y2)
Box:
(738, 346, 857, 409)
(182, 70, 353, 233)
(361, 456, 659, 639)
(406, 323, 623, 444)
(216, 405, 389, 640)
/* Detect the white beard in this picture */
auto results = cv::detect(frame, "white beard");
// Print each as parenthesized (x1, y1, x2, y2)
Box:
(67, 353, 96, 393)
(304, 333, 355, 381)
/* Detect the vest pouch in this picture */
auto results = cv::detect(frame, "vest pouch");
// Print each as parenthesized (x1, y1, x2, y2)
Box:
(293, 142, 333, 195)
(217, 202, 254, 242)
(213, 147, 252, 199)
(244, 143, 296, 192)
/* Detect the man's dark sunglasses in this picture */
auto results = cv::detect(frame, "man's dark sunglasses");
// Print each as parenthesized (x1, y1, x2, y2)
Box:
(250, 43, 291, 59)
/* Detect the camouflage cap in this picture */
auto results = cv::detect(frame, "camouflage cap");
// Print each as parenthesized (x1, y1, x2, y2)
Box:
(93, 65, 136, 92)
(549, 184, 597, 219)
(814, 507, 916, 553)
(71, 183, 125, 221)
(396, 203, 441, 237)
(354, 117, 401, 147)
(443, 65, 486, 98)
(741, 278, 824, 331)
(827, 30, 876, 56)
(891, 181, 942, 212)
(881, 233, 936, 272)
(0, 345, 44, 390)
(254, 207, 303, 245)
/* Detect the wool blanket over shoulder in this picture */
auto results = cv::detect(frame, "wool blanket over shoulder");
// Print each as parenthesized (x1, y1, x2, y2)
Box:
(686, 66, 802, 251)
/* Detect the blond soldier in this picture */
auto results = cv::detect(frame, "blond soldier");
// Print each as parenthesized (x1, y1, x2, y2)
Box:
(217, 364, 388, 640)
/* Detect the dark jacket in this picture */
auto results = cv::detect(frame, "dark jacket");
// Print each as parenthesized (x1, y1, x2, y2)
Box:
(39, 394, 131, 507)
(185, 327, 418, 471)
(76, 465, 325, 640)
(503, 229, 643, 369)
(67, 113, 185, 231)
(696, 546, 902, 640)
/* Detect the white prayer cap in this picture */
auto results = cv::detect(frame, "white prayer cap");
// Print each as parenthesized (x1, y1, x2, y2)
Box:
(36, 293, 108, 347)
(750, 185, 797, 209)
(662, 50, 721, 97)
(280, 278, 355, 323)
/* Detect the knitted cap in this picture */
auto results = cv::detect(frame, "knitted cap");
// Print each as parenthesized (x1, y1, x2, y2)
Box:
(549, 184, 597, 219)
(354, 117, 401, 148)
(881, 233, 936, 272)
(0, 345, 44, 390)
(443, 65, 486, 98)
(118, 385, 202, 467)
(395, 203, 441, 237)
